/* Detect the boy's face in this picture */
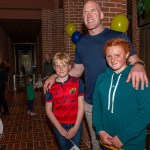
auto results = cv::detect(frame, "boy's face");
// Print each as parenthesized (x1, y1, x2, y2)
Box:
(54, 60, 71, 78)
(105, 45, 129, 74)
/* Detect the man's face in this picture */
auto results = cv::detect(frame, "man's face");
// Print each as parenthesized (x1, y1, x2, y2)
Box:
(83, 1, 104, 31)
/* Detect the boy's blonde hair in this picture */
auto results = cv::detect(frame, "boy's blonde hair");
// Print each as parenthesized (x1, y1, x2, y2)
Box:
(104, 38, 131, 55)
(53, 52, 71, 65)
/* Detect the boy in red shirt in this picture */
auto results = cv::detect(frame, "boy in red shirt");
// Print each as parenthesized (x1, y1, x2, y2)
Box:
(45, 52, 84, 150)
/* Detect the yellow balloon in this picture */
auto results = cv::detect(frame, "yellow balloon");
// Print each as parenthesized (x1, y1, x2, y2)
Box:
(66, 23, 76, 37)
(111, 14, 129, 33)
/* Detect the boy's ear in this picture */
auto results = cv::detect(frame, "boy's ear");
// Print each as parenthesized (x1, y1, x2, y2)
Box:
(126, 52, 130, 59)
(69, 64, 71, 70)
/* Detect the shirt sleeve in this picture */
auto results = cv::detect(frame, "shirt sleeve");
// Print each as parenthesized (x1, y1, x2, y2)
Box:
(78, 79, 84, 96)
(45, 90, 53, 102)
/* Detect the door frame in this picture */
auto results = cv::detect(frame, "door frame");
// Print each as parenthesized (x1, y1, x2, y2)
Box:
(14, 43, 36, 76)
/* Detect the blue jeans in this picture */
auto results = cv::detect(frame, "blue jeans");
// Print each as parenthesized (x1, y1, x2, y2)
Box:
(54, 124, 82, 150)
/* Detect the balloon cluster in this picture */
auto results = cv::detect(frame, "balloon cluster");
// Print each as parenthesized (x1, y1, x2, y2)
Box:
(66, 23, 82, 51)
(111, 14, 129, 33)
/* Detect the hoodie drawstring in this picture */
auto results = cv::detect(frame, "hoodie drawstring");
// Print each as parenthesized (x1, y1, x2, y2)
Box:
(108, 74, 122, 113)
(108, 74, 114, 111)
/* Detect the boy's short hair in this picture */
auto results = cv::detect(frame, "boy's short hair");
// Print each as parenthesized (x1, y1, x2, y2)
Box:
(104, 38, 131, 55)
(53, 52, 71, 65)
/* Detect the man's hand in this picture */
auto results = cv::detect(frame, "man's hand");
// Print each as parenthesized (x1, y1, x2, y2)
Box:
(43, 74, 57, 93)
(126, 64, 148, 90)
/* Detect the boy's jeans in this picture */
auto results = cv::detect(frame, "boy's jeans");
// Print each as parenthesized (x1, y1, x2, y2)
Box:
(54, 124, 82, 150)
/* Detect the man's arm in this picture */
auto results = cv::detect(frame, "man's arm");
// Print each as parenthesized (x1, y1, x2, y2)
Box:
(127, 54, 148, 90)
(69, 63, 84, 77)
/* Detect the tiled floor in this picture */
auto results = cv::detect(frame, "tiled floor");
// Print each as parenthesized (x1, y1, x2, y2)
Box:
(0, 88, 89, 150)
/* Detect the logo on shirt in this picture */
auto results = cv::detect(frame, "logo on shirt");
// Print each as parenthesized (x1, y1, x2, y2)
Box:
(55, 92, 59, 96)
(70, 88, 76, 94)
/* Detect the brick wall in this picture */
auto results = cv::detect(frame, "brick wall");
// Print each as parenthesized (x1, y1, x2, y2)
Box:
(42, 9, 53, 60)
(132, 0, 140, 55)
(42, 6, 64, 74)
(42, 2, 64, 55)
(63, 0, 84, 64)
(42, 2, 64, 63)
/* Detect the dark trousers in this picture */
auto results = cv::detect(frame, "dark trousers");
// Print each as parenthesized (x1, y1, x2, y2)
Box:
(0, 91, 9, 113)
(27, 100, 34, 112)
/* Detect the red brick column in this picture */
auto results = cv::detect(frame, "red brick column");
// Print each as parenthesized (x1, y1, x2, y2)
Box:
(63, 0, 84, 63)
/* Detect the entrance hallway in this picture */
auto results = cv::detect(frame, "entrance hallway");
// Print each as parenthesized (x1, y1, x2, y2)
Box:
(0, 89, 89, 150)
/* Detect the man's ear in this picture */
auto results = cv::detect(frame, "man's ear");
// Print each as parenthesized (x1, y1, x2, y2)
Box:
(100, 11, 104, 20)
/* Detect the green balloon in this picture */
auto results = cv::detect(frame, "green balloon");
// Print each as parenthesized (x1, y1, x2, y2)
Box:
(111, 14, 129, 33)
(66, 23, 76, 37)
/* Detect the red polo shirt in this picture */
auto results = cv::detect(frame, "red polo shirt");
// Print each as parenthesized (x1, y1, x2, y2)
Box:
(45, 76, 84, 124)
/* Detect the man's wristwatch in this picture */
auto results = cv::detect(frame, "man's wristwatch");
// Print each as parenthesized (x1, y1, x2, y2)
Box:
(134, 61, 145, 68)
